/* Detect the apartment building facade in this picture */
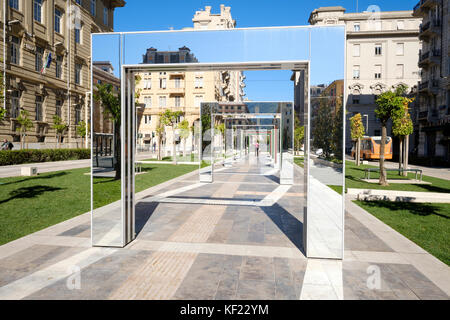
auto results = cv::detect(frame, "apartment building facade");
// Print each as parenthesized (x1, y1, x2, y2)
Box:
(413, 0, 450, 163)
(136, 5, 246, 154)
(0, 0, 125, 149)
(309, 6, 422, 152)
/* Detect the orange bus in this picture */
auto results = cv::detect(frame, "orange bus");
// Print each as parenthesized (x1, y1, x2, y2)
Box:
(351, 136, 393, 161)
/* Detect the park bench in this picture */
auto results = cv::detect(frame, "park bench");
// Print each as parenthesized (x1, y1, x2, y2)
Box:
(364, 168, 423, 181)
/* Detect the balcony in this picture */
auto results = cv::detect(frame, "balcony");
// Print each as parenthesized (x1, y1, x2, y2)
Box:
(419, 19, 441, 40)
(419, 80, 440, 95)
(418, 49, 441, 68)
(418, 111, 429, 121)
(414, 0, 439, 16)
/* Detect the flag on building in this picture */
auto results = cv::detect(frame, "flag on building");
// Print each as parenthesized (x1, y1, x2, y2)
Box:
(40, 53, 53, 74)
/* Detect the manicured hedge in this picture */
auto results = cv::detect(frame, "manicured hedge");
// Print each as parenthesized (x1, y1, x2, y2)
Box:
(0, 149, 90, 166)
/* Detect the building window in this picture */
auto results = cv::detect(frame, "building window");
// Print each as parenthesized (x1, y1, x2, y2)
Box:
(374, 21, 382, 31)
(144, 96, 152, 108)
(10, 36, 20, 65)
(396, 43, 404, 56)
(35, 96, 44, 121)
(396, 64, 404, 79)
(144, 115, 152, 125)
(159, 96, 166, 108)
(160, 78, 166, 89)
(34, 0, 43, 23)
(9, 0, 19, 10)
(374, 65, 382, 79)
(353, 44, 360, 57)
(174, 78, 181, 88)
(55, 55, 63, 79)
(75, 26, 81, 44)
(75, 106, 82, 125)
(144, 79, 151, 89)
(55, 8, 62, 33)
(35, 46, 44, 72)
(103, 7, 108, 25)
(194, 95, 203, 108)
(195, 77, 204, 88)
(375, 44, 382, 56)
(55, 100, 62, 117)
(175, 96, 182, 107)
(353, 22, 360, 31)
(353, 65, 360, 79)
(397, 20, 405, 30)
(90, 0, 96, 16)
(75, 63, 82, 84)
(10, 90, 20, 118)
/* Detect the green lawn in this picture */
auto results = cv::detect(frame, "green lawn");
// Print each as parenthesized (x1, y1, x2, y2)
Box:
(0, 164, 197, 245)
(356, 201, 450, 266)
(345, 161, 450, 193)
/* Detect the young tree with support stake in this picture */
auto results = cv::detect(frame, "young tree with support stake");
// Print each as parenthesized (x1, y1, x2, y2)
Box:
(94, 83, 121, 180)
(178, 119, 190, 159)
(160, 109, 184, 165)
(155, 118, 164, 161)
(52, 115, 68, 149)
(15, 110, 33, 150)
(350, 113, 365, 167)
(392, 97, 414, 177)
(375, 86, 408, 186)
(76, 120, 88, 149)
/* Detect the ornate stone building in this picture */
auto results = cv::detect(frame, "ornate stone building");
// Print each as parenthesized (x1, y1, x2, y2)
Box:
(0, 0, 125, 149)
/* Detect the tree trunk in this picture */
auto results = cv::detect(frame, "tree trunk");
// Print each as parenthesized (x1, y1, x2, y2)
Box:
(114, 123, 121, 180)
(172, 129, 177, 165)
(157, 137, 162, 161)
(403, 135, 409, 177)
(183, 138, 187, 159)
(399, 137, 403, 175)
(356, 138, 361, 166)
(379, 125, 388, 186)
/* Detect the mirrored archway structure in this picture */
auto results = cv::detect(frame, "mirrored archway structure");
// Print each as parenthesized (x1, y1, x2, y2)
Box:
(91, 26, 346, 260)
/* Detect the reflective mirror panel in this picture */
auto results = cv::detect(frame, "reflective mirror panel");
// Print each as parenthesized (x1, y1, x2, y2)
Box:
(91, 26, 345, 259)
(307, 27, 346, 259)
(91, 34, 124, 247)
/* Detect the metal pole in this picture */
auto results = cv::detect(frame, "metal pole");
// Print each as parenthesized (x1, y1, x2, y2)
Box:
(3, 0, 6, 111)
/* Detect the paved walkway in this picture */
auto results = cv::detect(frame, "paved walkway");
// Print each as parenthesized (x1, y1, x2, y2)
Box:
(0, 154, 448, 300)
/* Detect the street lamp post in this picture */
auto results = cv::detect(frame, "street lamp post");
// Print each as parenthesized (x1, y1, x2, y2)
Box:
(362, 114, 369, 136)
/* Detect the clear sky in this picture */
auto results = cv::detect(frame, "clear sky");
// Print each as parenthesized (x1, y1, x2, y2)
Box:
(113, 0, 418, 32)
(100, 0, 418, 101)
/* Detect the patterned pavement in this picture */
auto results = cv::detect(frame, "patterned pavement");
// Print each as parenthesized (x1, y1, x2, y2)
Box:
(0, 154, 448, 300)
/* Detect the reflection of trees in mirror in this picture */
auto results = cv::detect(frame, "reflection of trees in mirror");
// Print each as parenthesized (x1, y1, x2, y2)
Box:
(350, 113, 365, 167)
(160, 109, 184, 165)
(94, 83, 121, 180)
(178, 119, 190, 158)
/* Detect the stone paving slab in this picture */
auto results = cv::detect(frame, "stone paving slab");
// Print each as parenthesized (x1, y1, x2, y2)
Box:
(0, 156, 448, 300)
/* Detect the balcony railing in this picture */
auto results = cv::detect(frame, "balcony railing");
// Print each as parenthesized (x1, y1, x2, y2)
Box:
(419, 81, 429, 90)
(420, 21, 430, 33)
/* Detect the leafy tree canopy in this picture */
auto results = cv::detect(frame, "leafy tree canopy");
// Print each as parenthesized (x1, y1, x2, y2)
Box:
(350, 113, 365, 141)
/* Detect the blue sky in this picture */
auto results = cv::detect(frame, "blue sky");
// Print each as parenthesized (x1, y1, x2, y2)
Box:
(96, 0, 417, 101)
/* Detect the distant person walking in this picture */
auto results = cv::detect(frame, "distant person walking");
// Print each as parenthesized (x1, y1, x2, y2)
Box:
(255, 141, 260, 157)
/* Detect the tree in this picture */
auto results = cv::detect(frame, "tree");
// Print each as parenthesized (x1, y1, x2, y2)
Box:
(312, 98, 334, 158)
(52, 115, 68, 149)
(94, 83, 121, 180)
(375, 86, 407, 186)
(294, 126, 305, 154)
(178, 119, 190, 159)
(76, 120, 88, 149)
(155, 117, 164, 161)
(15, 110, 34, 150)
(350, 113, 365, 166)
(160, 109, 184, 165)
